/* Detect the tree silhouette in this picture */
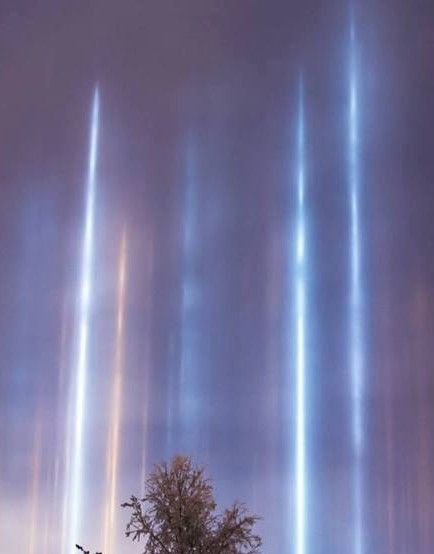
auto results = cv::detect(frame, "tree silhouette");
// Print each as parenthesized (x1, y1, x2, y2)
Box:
(122, 455, 262, 554)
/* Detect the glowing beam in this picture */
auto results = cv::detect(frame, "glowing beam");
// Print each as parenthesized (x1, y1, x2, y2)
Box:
(294, 77, 307, 554)
(178, 138, 200, 450)
(165, 138, 200, 456)
(349, 20, 364, 554)
(65, 86, 100, 554)
(140, 224, 154, 492)
(54, 301, 69, 554)
(102, 229, 127, 554)
(28, 422, 42, 554)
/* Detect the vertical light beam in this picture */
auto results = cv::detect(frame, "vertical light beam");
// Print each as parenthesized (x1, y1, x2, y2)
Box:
(178, 138, 200, 450)
(140, 224, 154, 490)
(54, 300, 69, 554)
(294, 77, 307, 554)
(349, 20, 364, 554)
(66, 86, 100, 554)
(102, 230, 127, 554)
(28, 422, 42, 554)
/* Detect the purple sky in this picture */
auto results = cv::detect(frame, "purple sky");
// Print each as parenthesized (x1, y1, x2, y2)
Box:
(1, 2, 434, 553)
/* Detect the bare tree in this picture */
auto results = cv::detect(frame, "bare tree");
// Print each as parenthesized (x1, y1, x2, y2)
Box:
(122, 455, 262, 554)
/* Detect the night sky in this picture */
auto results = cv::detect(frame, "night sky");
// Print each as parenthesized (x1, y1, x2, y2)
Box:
(1, 2, 434, 554)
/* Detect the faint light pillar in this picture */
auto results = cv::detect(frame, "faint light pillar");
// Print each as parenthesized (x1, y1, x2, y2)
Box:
(294, 77, 307, 554)
(178, 137, 201, 451)
(102, 229, 127, 554)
